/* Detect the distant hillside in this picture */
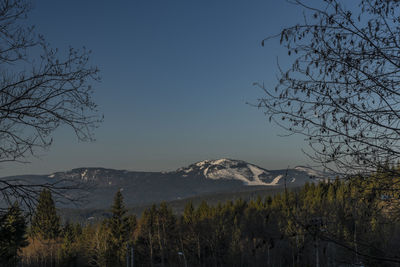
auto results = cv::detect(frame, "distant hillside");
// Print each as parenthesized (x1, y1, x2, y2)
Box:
(59, 185, 290, 223)
(1, 158, 331, 210)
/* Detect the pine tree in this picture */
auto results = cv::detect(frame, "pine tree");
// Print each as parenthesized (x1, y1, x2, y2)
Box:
(0, 202, 28, 266)
(60, 221, 78, 266)
(182, 202, 200, 265)
(28, 189, 61, 266)
(107, 189, 130, 267)
(31, 189, 60, 240)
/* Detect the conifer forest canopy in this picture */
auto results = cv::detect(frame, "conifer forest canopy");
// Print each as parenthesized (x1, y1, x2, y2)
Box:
(3, 0, 400, 266)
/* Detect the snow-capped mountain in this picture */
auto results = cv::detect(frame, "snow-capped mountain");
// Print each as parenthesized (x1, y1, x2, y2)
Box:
(175, 158, 328, 186)
(176, 159, 271, 185)
(0, 159, 331, 209)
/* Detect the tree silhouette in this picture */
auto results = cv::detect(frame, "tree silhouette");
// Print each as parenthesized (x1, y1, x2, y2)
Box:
(0, 0, 101, 210)
(29, 189, 61, 266)
(0, 202, 28, 266)
(257, 0, 400, 176)
(30, 189, 60, 240)
(107, 190, 130, 267)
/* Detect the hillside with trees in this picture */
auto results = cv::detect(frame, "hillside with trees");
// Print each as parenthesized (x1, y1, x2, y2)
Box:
(0, 167, 399, 266)
(3, 0, 400, 266)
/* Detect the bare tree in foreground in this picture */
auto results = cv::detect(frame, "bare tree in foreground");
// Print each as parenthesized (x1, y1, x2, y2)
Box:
(257, 0, 400, 176)
(0, 0, 101, 209)
(257, 1, 400, 263)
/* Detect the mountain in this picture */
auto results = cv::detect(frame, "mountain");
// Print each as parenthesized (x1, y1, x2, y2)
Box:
(175, 159, 328, 186)
(0, 159, 331, 209)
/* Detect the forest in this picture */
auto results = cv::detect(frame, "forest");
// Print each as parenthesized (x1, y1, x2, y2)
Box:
(1, 0, 400, 266)
(1, 167, 400, 267)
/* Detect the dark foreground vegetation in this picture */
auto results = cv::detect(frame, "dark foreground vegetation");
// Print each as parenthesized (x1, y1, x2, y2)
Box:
(1, 168, 400, 266)
(59, 186, 286, 224)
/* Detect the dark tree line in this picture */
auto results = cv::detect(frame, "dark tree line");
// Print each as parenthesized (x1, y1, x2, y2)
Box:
(2, 168, 400, 266)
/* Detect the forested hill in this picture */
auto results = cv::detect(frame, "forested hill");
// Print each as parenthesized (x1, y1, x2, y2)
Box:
(17, 171, 400, 266)
(0, 159, 331, 209)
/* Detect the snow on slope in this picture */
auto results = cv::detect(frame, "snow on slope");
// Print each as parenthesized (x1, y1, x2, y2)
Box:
(44, 159, 329, 189)
(268, 175, 284, 185)
(177, 159, 270, 185)
(176, 159, 329, 186)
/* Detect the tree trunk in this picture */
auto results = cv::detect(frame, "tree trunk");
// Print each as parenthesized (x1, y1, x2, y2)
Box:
(148, 232, 154, 267)
(162, 221, 167, 265)
(197, 235, 201, 265)
(156, 217, 165, 267)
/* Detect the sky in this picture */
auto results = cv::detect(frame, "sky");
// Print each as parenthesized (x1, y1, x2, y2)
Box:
(2, 0, 316, 176)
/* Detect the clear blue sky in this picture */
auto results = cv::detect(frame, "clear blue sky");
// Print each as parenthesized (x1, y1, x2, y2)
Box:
(2, 0, 315, 176)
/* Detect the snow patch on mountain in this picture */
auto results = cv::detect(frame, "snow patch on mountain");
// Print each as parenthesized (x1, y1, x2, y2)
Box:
(294, 166, 323, 177)
(203, 167, 210, 177)
(247, 164, 270, 185)
(267, 174, 283, 185)
(44, 159, 330, 191)
(81, 169, 89, 181)
(176, 159, 272, 186)
(176, 159, 330, 186)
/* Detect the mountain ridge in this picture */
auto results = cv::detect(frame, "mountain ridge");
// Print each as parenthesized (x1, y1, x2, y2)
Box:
(1, 159, 331, 209)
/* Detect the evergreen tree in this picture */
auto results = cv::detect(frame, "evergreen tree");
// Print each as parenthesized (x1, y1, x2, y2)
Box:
(107, 189, 130, 267)
(60, 221, 78, 267)
(182, 202, 201, 265)
(31, 189, 60, 240)
(0, 202, 28, 266)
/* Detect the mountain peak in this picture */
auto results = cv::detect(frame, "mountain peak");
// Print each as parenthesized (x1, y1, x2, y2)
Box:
(175, 158, 330, 186)
(2, 159, 333, 209)
(176, 158, 272, 186)
(193, 158, 248, 168)
(43, 159, 330, 190)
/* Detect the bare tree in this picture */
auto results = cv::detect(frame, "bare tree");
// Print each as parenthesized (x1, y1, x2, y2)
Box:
(0, 0, 101, 209)
(257, 0, 400, 176)
(257, 1, 400, 263)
